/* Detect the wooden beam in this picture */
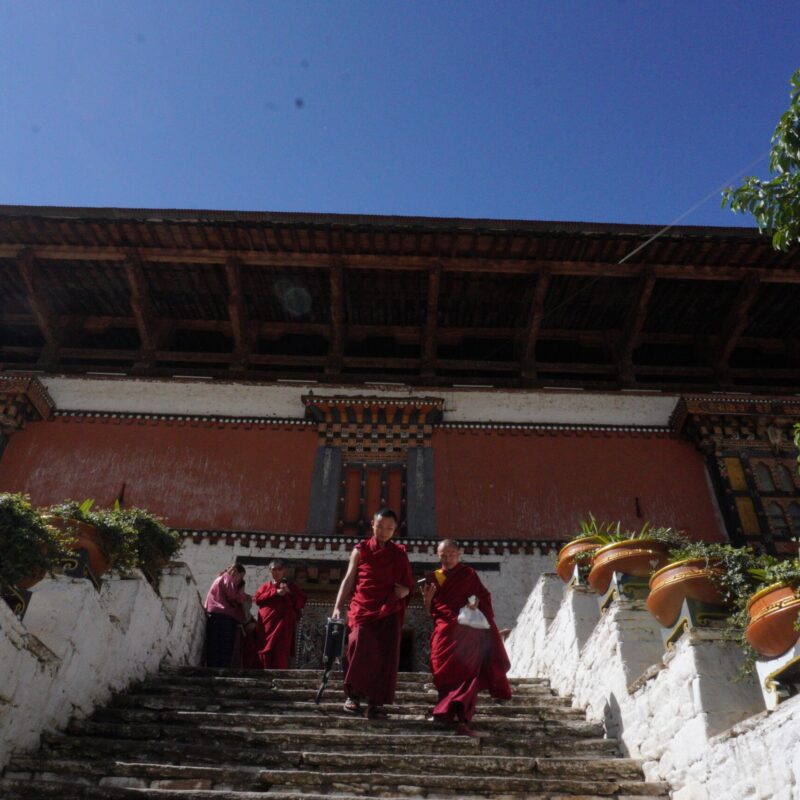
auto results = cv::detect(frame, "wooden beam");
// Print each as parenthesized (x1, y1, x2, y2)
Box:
(519, 270, 551, 380)
(15, 248, 60, 366)
(124, 254, 160, 367)
(326, 264, 344, 374)
(3, 244, 799, 283)
(617, 267, 656, 385)
(224, 257, 249, 369)
(713, 274, 761, 380)
(421, 265, 441, 377)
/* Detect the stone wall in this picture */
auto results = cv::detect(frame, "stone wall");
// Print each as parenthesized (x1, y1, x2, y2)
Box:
(0, 564, 205, 770)
(506, 573, 800, 799)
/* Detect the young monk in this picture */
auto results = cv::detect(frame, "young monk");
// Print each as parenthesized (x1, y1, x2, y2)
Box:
(253, 559, 307, 670)
(421, 539, 512, 736)
(332, 508, 414, 719)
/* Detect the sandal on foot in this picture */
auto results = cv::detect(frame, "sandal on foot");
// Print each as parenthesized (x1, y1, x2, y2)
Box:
(343, 698, 361, 715)
(455, 722, 479, 738)
(365, 705, 389, 719)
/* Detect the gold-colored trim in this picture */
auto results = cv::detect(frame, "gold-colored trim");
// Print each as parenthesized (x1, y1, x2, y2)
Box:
(593, 538, 667, 558)
(748, 595, 800, 626)
(665, 617, 689, 649)
(747, 582, 797, 613)
(557, 536, 601, 561)
(649, 568, 718, 592)
(763, 653, 800, 706)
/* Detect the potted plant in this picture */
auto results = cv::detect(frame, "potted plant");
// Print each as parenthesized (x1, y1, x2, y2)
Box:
(0, 492, 70, 591)
(646, 541, 758, 628)
(587, 523, 685, 595)
(120, 506, 183, 582)
(743, 555, 800, 659)
(47, 499, 136, 577)
(555, 516, 621, 582)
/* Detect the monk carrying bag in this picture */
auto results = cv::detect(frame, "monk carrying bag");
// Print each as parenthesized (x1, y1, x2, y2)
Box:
(457, 595, 490, 630)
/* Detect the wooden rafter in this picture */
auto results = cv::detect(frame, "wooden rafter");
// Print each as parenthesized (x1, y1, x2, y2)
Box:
(123, 253, 159, 366)
(421, 265, 441, 377)
(15, 248, 60, 364)
(326, 264, 344, 374)
(3, 243, 799, 283)
(225, 256, 249, 368)
(713, 273, 761, 379)
(617, 267, 656, 384)
(520, 270, 551, 380)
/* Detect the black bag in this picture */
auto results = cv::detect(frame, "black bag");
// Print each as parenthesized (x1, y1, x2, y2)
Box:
(314, 617, 346, 704)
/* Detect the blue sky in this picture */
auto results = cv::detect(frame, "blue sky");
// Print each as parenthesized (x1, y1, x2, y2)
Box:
(1, 2, 798, 226)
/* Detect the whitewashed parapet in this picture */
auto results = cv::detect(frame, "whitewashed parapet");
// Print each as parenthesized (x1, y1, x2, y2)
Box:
(0, 566, 204, 770)
(509, 574, 797, 799)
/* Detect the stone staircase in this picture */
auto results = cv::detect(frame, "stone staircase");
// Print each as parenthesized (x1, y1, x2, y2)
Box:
(1, 667, 669, 799)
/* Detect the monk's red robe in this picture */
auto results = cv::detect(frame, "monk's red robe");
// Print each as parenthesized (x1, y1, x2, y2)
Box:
(253, 580, 307, 670)
(427, 562, 511, 723)
(343, 537, 414, 706)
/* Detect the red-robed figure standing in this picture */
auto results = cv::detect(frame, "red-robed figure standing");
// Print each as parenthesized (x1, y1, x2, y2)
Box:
(422, 539, 512, 736)
(253, 559, 307, 670)
(332, 508, 414, 719)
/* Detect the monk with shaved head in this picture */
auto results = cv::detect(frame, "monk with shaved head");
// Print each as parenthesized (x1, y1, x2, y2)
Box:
(421, 539, 512, 736)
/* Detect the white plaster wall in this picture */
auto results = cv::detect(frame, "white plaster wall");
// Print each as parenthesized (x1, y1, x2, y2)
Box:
(507, 573, 797, 799)
(181, 538, 551, 630)
(42, 376, 678, 427)
(0, 565, 204, 770)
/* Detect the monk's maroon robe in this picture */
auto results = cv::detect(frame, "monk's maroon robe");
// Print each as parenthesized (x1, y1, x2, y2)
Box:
(343, 537, 414, 706)
(427, 562, 511, 723)
(253, 580, 307, 669)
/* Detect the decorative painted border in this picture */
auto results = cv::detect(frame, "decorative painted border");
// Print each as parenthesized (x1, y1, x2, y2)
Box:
(50, 409, 669, 436)
(180, 528, 562, 556)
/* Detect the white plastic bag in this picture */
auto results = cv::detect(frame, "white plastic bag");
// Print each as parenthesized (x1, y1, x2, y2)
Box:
(457, 595, 490, 630)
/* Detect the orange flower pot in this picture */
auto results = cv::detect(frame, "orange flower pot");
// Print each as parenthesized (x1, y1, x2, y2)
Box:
(47, 516, 111, 578)
(556, 537, 602, 583)
(745, 582, 800, 658)
(646, 559, 728, 628)
(587, 538, 670, 595)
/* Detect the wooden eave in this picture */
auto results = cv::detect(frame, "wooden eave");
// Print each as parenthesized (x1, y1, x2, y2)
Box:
(0, 206, 798, 392)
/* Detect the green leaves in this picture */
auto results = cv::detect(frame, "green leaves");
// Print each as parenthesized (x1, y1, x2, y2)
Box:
(722, 69, 800, 251)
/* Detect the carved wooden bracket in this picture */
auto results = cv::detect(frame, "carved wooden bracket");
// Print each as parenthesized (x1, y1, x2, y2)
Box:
(0, 375, 55, 433)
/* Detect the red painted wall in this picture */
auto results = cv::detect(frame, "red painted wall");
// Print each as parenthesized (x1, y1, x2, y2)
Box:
(432, 429, 724, 541)
(0, 417, 318, 532)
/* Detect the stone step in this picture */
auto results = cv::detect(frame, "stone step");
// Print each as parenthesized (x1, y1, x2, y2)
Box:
(167, 666, 550, 689)
(3, 750, 653, 785)
(69, 712, 607, 740)
(107, 694, 579, 719)
(0, 777, 665, 800)
(253, 767, 670, 797)
(130, 682, 559, 709)
(41, 727, 621, 761)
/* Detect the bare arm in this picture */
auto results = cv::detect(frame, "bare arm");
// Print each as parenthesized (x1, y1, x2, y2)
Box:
(331, 548, 360, 619)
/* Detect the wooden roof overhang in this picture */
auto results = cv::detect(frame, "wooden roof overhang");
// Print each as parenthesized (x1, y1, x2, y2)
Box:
(1, 205, 799, 392)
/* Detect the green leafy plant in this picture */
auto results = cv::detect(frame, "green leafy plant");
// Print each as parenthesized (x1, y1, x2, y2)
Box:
(119, 507, 183, 577)
(722, 69, 800, 252)
(0, 493, 71, 589)
(90, 507, 138, 572)
(48, 498, 137, 572)
(571, 514, 622, 542)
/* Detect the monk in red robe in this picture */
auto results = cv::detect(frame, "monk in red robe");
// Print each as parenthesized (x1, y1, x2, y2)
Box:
(253, 559, 307, 670)
(332, 508, 414, 718)
(422, 539, 512, 736)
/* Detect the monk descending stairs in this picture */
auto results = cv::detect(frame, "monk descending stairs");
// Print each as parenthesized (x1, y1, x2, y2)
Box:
(1, 666, 669, 799)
